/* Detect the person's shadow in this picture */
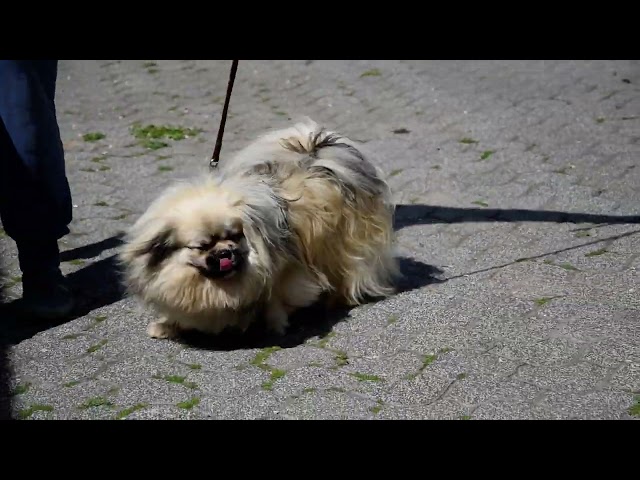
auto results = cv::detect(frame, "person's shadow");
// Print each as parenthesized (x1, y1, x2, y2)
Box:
(393, 204, 640, 229)
(0, 247, 128, 419)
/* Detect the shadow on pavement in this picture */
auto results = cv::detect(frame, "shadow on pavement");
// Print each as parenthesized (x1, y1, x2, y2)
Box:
(0, 251, 126, 418)
(59, 233, 123, 262)
(181, 204, 640, 351)
(0, 254, 125, 347)
(2, 204, 640, 357)
(177, 256, 445, 351)
(394, 204, 640, 230)
(0, 267, 12, 420)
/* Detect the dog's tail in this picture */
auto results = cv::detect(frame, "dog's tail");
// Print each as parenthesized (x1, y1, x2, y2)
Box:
(279, 119, 392, 205)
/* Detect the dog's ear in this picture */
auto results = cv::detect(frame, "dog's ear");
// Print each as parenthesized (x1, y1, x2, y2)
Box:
(123, 226, 177, 269)
(244, 192, 292, 252)
(143, 228, 177, 269)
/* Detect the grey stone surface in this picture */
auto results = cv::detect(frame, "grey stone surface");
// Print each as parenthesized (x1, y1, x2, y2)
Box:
(1, 60, 639, 419)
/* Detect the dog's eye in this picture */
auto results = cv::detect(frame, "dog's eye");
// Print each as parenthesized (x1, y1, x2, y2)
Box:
(187, 236, 220, 251)
(228, 232, 244, 242)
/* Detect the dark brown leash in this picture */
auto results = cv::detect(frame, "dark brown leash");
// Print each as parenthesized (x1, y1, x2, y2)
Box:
(210, 60, 239, 170)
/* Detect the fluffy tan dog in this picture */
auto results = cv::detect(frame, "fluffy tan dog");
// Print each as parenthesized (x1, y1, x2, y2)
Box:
(119, 119, 399, 339)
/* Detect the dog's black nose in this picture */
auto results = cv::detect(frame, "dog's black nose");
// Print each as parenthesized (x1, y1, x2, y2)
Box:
(218, 249, 233, 259)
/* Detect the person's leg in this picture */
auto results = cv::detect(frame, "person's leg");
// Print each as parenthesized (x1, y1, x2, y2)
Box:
(0, 60, 74, 317)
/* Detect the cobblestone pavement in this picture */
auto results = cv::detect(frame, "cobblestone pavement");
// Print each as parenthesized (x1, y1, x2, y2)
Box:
(1, 60, 639, 420)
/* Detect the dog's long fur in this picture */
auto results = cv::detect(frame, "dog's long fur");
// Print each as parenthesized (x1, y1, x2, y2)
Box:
(119, 119, 399, 338)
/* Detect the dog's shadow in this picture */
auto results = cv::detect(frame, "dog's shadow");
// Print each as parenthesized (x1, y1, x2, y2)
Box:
(176, 256, 444, 351)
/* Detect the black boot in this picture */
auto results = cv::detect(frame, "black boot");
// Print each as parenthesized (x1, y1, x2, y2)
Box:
(17, 239, 74, 319)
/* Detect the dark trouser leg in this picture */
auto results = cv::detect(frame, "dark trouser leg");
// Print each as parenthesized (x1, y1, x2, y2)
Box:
(0, 60, 73, 317)
(0, 60, 72, 278)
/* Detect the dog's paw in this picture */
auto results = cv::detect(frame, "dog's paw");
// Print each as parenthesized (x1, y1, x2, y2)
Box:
(147, 321, 178, 339)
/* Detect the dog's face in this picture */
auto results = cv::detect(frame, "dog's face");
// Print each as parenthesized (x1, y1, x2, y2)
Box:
(173, 212, 247, 281)
(119, 178, 286, 314)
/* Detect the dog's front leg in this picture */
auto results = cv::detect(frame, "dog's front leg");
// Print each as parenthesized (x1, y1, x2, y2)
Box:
(265, 301, 289, 335)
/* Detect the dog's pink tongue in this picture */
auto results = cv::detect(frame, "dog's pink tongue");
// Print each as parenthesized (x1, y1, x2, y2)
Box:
(219, 258, 233, 271)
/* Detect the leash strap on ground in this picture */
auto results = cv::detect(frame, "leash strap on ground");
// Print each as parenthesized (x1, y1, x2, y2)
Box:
(210, 60, 239, 170)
